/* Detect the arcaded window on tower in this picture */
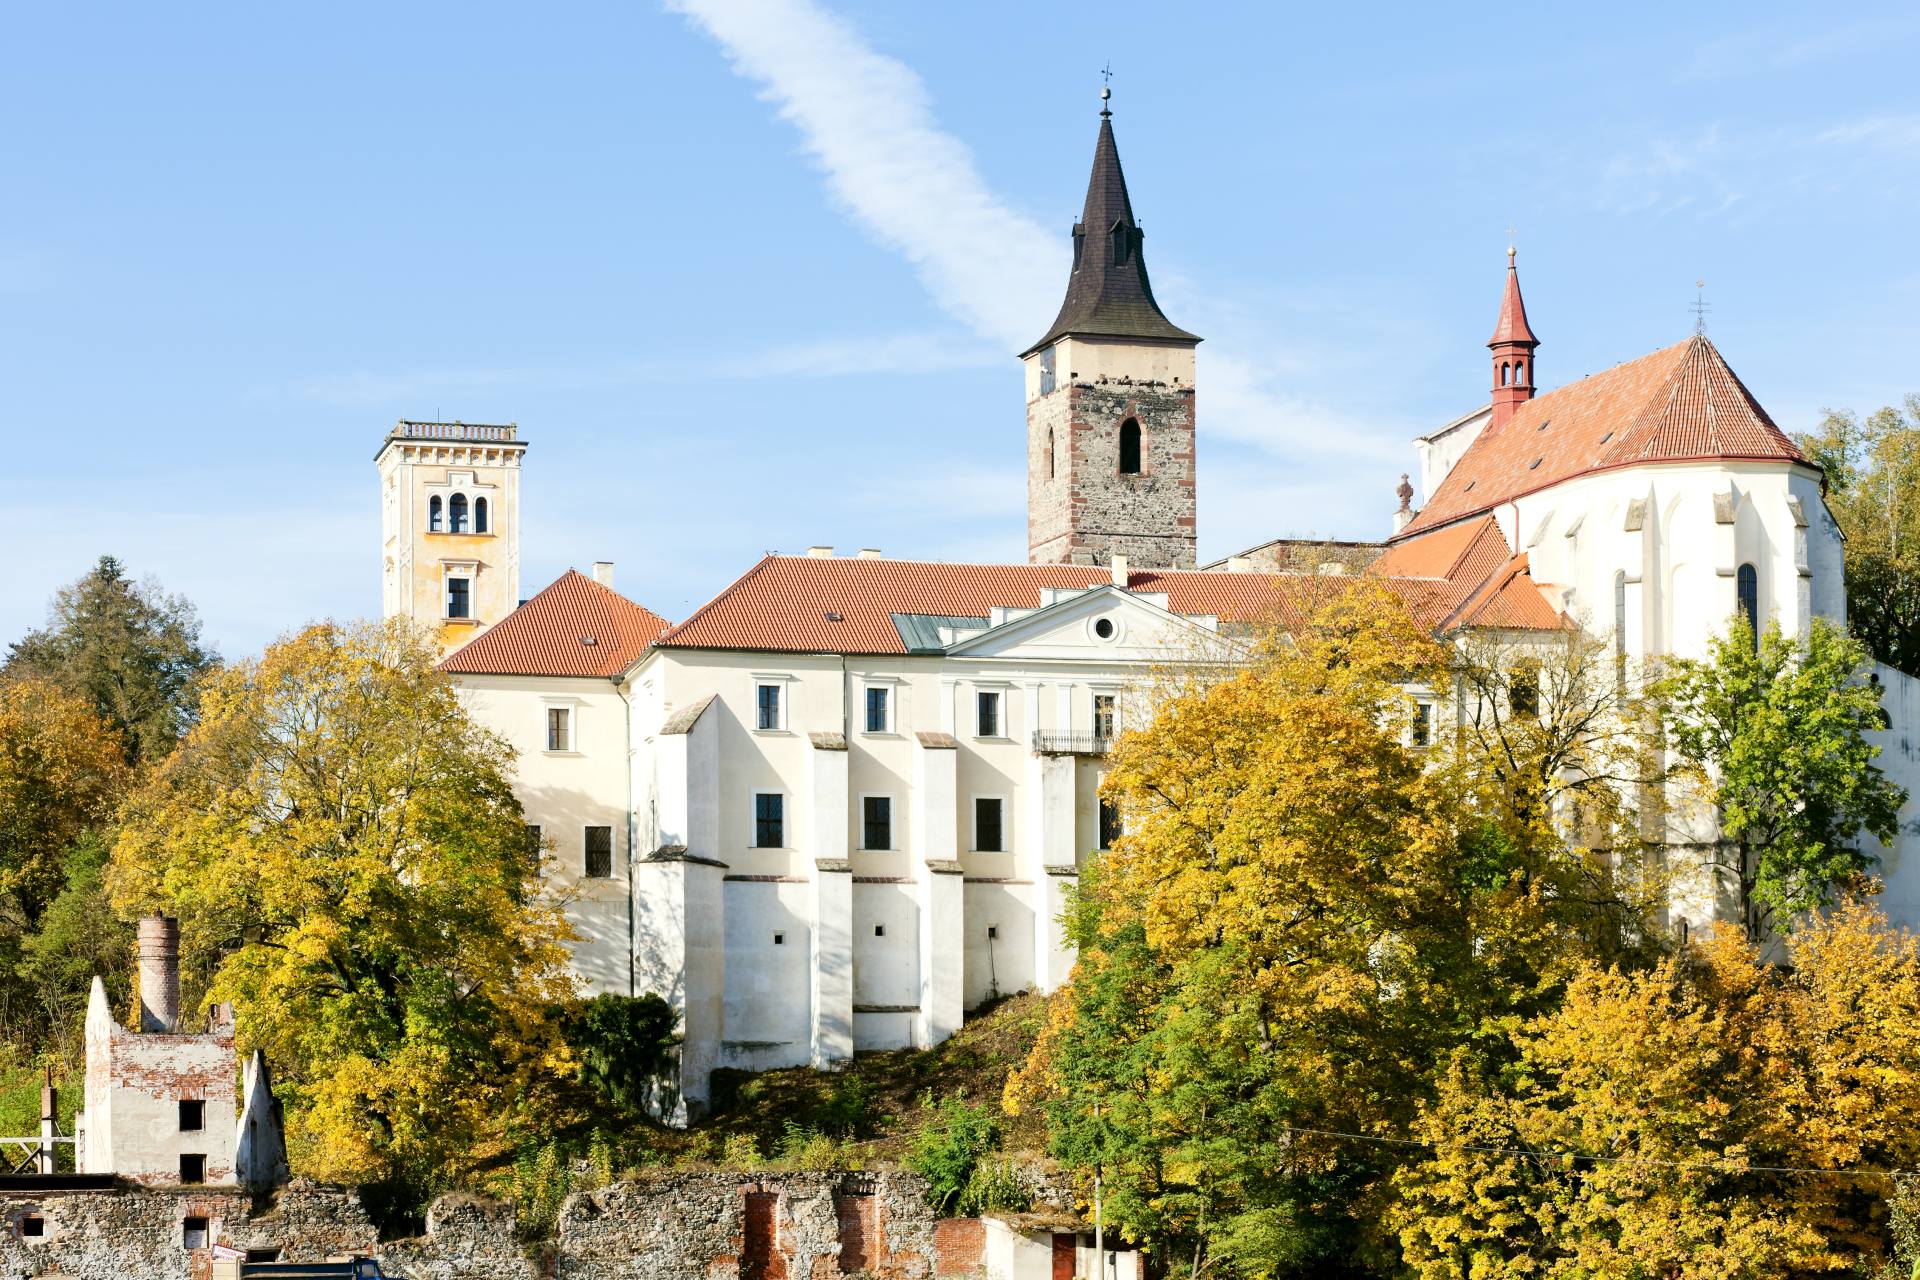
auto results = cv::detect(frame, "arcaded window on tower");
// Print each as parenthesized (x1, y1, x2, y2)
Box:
(449, 493, 469, 533)
(1119, 419, 1142, 475)
(428, 495, 443, 531)
(475, 496, 489, 533)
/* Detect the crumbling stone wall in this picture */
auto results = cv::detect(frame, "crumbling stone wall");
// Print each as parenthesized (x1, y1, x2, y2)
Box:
(1029, 381, 1197, 570)
(0, 1170, 1011, 1280)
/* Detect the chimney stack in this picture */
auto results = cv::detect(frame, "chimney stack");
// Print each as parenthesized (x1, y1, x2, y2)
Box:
(591, 561, 615, 588)
(1110, 554, 1129, 588)
(138, 914, 181, 1033)
(805, 546, 834, 558)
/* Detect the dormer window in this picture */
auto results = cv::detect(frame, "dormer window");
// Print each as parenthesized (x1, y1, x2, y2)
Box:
(1111, 221, 1131, 266)
(1072, 229, 1085, 269)
(428, 495, 443, 532)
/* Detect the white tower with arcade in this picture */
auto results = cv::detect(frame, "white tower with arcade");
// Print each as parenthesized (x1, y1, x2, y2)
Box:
(376, 420, 525, 651)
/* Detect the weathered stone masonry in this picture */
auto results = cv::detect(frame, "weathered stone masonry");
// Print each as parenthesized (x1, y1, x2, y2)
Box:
(1029, 381, 1197, 569)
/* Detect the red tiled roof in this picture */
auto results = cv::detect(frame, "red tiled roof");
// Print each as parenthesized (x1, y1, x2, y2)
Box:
(1489, 253, 1539, 347)
(1397, 336, 1807, 539)
(440, 570, 670, 678)
(653, 555, 1552, 656)
(1371, 515, 1511, 585)
(1442, 554, 1565, 632)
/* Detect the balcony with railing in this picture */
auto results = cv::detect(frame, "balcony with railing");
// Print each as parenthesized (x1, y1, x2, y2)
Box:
(1032, 730, 1113, 756)
(389, 420, 521, 444)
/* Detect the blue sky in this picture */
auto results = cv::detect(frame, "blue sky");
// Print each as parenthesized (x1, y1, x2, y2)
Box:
(4, 2, 1918, 658)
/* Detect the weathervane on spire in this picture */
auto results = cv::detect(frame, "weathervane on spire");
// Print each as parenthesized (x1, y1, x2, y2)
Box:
(1692, 279, 1710, 336)
(1100, 62, 1113, 116)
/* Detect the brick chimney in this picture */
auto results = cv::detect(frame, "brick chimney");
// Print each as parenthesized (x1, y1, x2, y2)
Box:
(138, 914, 181, 1033)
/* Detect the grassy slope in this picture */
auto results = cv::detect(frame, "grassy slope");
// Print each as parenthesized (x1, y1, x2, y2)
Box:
(656, 992, 1050, 1166)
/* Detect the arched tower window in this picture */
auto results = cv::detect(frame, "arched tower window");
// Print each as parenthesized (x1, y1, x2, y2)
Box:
(1514, 359, 1526, 384)
(1500, 363, 1511, 387)
(475, 497, 490, 534)
(428, 495, 443, 532)
(1736, 563, 1759, 645)
(1045, 428, 1055, 479)
(1119, 419, 1142, 475)
(449, 493, 469, 533)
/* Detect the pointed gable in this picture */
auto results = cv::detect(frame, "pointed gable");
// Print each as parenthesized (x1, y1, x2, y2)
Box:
(1371, 515, 1512, 588)
(439, 569, 669, 677)
(1022, 110, 1200, 356)
(1398, 337, 1808, 539)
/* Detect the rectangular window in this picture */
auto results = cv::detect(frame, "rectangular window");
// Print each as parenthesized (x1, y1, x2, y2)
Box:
(756, 683, 782, 731)
(179, 1099, 204, 1132)
(182, 1215, 209, 1248)
(862, 796, 892, 850)
(975, 797, 1004, 852)
(864, 686, 890, 734)
(1098, 799, 1123, 850)
(180, 1154, 205, 1185)
(20, 1215, 43, 1238)
(546, 706, 572, 752)
(447, 576, 471, 619)
(526, 823, 542, 851)
(1412, 702, 1434, 748)
(754, 793, 785, 848)
(977, 690, 1002, 738)
(584, 826, 613, 878)
(1093, 694, 1117, 742)
(1039, 345, 1057, 396)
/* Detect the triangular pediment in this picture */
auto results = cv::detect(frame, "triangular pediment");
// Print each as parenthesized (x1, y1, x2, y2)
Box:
(943, 584, 1234, 662)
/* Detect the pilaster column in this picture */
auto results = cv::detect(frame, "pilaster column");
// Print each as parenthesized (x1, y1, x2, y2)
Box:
(911, 731, 964, 1047)
(1024, 751, 1079, 993)
(806, 733, 853, 1068)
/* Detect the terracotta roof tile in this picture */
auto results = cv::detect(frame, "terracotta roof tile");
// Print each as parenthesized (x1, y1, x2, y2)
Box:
(1443, 555, 1565, 632)
(654, 555, 1554, 657)
(1398, 337, 1806, 540)
(440, 570, 670, 678)
(1370, 516, 1511, 587)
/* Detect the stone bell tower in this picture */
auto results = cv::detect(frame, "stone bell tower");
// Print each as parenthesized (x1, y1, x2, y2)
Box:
(376, 421, 525, 652)
(1023, 89, 1201, 570)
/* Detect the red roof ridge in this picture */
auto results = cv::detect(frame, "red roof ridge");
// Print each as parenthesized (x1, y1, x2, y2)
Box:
(656, 555, 782, 648)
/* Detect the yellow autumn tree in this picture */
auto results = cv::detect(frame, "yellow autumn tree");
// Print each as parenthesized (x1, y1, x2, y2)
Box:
(0, 676, 130, 927)
(1392, 899, 1920, 1278)
(110, 620, 580, 1200)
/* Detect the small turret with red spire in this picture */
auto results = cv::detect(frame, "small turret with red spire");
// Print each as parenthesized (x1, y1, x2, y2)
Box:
(1488, 245, 1539, 431)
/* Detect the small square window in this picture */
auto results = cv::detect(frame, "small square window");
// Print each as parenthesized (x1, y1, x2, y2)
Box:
(584, 826, 613, 879)
(756, 683, 783, 731)
(180, 1154, 205, 1185)
(976, 690, 1002, 738)
(446, 576, 471, 620)
(773, 931, 785, 945)
(864, 686, 890, 734)
(546, 706, 572, 752)
(874, 924, 886, 938)
(754, 794, 785, 848)
(986, 925, 999, 940)
(179, 1099, 204, 1132)
(182, 1214, 209, 1248)
(20, 1215, 44, 1238)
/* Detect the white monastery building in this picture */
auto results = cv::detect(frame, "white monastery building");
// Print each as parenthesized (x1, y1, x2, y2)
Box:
(378, 102, 1920, 1117)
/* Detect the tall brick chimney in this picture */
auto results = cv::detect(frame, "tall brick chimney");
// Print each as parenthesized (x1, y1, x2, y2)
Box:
(137, 914, 181, 1033)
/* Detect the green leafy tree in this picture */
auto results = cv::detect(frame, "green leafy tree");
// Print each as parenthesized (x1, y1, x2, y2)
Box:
(905, 1095, 1004, 1215)
(4, 555, 214, 763)
(109, 619, 581, 1201)
(568, 992, 679, 1114)
(1797, 397, 1920, 675)
(1660, 616, 1905, 938)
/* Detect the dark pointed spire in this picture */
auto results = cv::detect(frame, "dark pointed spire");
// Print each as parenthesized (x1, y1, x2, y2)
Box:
(1021, 97, 1199, 357)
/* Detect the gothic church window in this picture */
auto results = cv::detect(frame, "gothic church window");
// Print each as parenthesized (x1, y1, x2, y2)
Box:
(1737, 563, 1759, 644)
(475, 497, 489, 533)
(1119, 419, 1142, 475)
(429, 495, 443, 531)
(449, 493, 469, 533)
